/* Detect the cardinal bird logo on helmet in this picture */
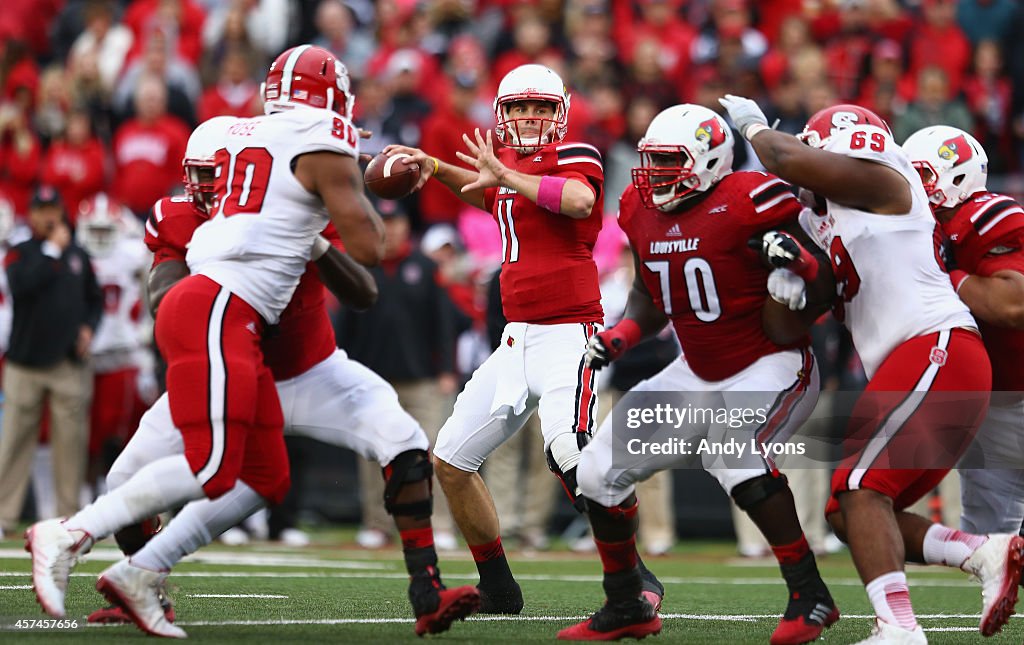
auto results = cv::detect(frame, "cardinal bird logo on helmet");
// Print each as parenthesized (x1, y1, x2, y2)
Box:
(695, 118, 726, 149)
(937, 134, 973, 166)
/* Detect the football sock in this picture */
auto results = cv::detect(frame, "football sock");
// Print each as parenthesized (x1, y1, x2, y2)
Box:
(400, 527, 438, 576)
(64, 455, 204, 539)
(866, 571, 918, 631)
(470, 537, 515, 587)
(773, 534, 827, 596)
(922, 524, 988, 569)
(131, 481, 264, 572)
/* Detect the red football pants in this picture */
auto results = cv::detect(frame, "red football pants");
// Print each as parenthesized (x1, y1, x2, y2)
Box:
(155, 275, 289, 503)
(89, 367, 141, 457)
(827, 328, 991, 514)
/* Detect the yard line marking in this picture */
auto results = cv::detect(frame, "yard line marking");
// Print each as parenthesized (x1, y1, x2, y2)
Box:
(0, 570, 979, 588)
(0, 584, 32, 590)
(186, 594, 289, 599)
(76, 613, 1014, 628)
(0, 548, 391, 571)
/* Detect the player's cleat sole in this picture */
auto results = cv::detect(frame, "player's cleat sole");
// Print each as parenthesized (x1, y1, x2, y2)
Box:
(477, 580, 524, 614)
(88, 595, 176, 625)
(414, 585, 480, 636)
(557, 615, 662, 641)
(770, 601, 839, 645)
(964, 534, 1024, 636)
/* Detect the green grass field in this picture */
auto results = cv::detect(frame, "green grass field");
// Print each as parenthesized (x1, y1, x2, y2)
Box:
(1, 528, 1020, 643)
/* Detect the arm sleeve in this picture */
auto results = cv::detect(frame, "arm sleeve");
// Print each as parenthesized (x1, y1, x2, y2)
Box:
(82, 253, 104, 331)
(744, 176, 802, 234)
(5, 242, 62, 297)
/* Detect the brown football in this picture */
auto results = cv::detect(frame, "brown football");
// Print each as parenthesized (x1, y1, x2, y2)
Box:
(364, 153, 420, 200)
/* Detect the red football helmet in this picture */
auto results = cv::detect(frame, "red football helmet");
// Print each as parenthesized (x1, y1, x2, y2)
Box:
(798, 104, 892, 148)
(262, 45, 354, 119)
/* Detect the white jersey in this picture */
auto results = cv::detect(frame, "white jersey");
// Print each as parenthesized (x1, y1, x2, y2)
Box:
(0, 248, 11, 355)
(91, 237, 150, 362)
(186, 108, 359, 324)
(800, 125, 975, 378)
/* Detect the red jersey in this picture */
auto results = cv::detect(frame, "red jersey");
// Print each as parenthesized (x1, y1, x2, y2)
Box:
(942, 191, 1024, 391)
(482, 142, 604, 324)
(113, 116, 190, 215)
(144, 196, 337, 381)
(618, 171, 808, 382)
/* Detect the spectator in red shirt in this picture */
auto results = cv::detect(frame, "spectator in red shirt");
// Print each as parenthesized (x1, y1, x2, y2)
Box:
(417, 73, 483, 225)
(197, 47, 260, 122)
(41, 109, 108, 223)
(906, 0, 971, 100)
(111, 77, 189, 217)
(492, 10, 564, 91)
(963, 39, 1016, 172)
(0, 103, 40, 217)
(613, 0, 695, 78)
(122, 0, 207, 67)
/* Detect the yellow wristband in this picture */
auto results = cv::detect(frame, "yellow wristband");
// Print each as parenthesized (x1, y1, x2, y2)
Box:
(431, 157, 440, 176)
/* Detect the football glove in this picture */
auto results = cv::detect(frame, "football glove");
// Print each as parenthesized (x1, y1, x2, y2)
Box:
(757, 231, 819, 281)
(585, 321, 641, 370)
(767, 268, 807, 311)
(718, 94, 769, 141)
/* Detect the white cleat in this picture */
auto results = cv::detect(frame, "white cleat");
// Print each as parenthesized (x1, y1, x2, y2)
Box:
(853, 619, 927, 644)
(25, 519, 93, 617)
(961, 533, 1024, 636)
(96, 559, 187, 638)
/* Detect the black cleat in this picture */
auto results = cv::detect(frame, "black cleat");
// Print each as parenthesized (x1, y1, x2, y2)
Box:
(557, 597, 661, 641)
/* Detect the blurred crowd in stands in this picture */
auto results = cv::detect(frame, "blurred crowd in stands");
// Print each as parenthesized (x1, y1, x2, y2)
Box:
(0, 0, 1004, 546)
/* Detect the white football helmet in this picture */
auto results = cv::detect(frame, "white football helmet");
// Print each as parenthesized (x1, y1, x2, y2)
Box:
(494, 64, 570, 153)
(901, 125, 988, 209)
(183, 116, 236, 215)
(77, 193, 135, 257)
(632, 104, 734, 212)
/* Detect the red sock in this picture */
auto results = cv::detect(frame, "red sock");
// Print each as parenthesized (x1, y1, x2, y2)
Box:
(470, 537, 505, 563)
(772, 534, 811, 566)
(400, 527, 434, 551)
(595, 536, 638, 574)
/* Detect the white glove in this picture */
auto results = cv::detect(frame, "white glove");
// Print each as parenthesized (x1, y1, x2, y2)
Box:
(767, 268, 807, 311)
(718, 94, 769, 141)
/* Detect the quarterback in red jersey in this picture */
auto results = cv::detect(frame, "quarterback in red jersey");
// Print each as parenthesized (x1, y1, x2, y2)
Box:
(903, 125, 1024, 535)
(563, 104, 837, 643)
(385, 64, 611, 614)
(80, 116, 478, 637)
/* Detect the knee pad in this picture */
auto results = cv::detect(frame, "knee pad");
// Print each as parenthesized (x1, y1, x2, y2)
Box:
(383, 449, 433, 519)
(730, 472, 789, 512)
(546, 432, 591, 513)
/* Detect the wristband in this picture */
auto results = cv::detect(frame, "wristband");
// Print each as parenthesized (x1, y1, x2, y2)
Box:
(537, 175, 568, 213)
(745, 123, 770, 141)
(431, 157, 439, 176)
(950, 269, 970, 294)
(311, 235, 331, 261)
(789, 244, 819, 282)
(610, 319, 643, 354)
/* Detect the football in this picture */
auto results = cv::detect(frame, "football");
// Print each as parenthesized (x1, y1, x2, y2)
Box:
(364, 153, 420, 200)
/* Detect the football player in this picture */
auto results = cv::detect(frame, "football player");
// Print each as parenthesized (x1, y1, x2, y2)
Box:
(562, 104, 838, 643)
(720, 96, 1023, 642)
(82, 108, 479, 637)
(76, 194, 154, 495)
(26, 45, 388, 632)
(902, 126, 1024, 535)
(383, 64, 622, 613)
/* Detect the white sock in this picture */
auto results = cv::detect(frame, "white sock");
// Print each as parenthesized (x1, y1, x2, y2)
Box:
(131, 481, 265, 571)
(865, 571, 918, 631)
(63, 456, 204, 539)
(922, 524, 988, 569)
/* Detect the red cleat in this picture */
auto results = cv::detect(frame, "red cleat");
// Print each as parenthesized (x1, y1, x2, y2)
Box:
(557, 599, 661, 641)
(769, 593, 839, 645)
(88, 593, 175, 625)
(414, 585, 480, 636)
